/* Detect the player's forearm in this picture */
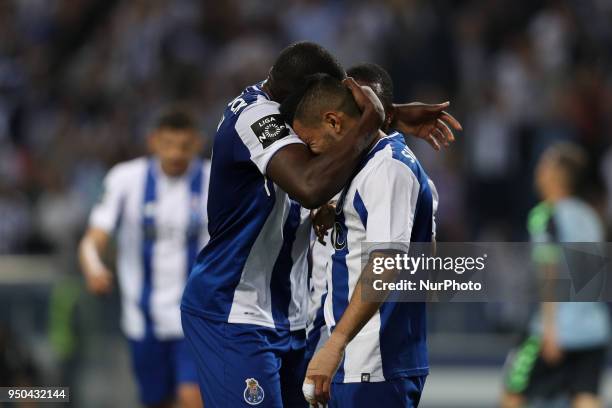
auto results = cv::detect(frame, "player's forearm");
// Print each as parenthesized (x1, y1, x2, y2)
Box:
(299, 125, 378, 206)
(270, 80, 383, 208)
(540, 263, 557, 299)
(331, 281, 381, 347)
(330, 254, 397, 346)
(540, 264, 557, 332)
(269, 121, 381, 209)
(542, 301, 556, 328)
(78, 230, 109, 276)
(390, 101, 451, 127)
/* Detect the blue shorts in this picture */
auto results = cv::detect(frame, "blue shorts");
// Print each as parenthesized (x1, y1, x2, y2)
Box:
(128, 336, 198, 406)
(181, 311, 308, 408)
(329, 376, 427, 408)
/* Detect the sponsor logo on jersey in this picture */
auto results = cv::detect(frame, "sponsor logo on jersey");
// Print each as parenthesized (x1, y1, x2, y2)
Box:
(251, 114, 289, 148)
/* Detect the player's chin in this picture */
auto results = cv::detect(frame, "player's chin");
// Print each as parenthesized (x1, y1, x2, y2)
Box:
(167, 162, 189, 176)
(311, 144, 330, 155)
(308, 145, 323, 155)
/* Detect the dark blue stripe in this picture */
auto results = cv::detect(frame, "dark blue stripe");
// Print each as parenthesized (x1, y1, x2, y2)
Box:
(378, 301, 428, 378)
(388, 135, 433, 243)
(140, 159, 156, 338)
(330, 207, 349, 382)
(306, 291, 327, 359)
(269, 201, 301, 329)
(187, 161, 204, 277)
(353, 190, 368, 229)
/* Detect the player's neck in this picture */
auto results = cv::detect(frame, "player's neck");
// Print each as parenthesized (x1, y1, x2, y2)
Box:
(158, 160, 189, 179)
(366, 130, 386, 152)
(261, 80, 278, 102)
(544, 187, 571, 204)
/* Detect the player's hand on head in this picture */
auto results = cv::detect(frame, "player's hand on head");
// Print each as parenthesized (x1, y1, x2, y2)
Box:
(343, 77, 385, 127)
(392, 102, 462, 150)
(84, 267, 113, 295)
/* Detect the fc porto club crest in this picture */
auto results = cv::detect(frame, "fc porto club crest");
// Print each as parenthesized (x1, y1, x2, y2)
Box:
(243, 378, 265, 405)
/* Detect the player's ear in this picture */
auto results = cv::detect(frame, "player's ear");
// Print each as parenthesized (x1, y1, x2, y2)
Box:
(386, 105, 395, 131)
(323, 111, 342, 134)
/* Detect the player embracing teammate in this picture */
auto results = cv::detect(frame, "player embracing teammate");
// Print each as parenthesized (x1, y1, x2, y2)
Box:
(181, 41, 460, 408)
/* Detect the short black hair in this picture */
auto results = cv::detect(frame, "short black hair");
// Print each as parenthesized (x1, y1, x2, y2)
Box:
(347, 63, 394, 110)
(154, 105, 198, 131)
(269, 42, 346, 103)
(280, 73, 360, 127)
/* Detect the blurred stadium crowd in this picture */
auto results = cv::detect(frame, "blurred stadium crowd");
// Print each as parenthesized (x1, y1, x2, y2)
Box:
(1, 0, 612, 257)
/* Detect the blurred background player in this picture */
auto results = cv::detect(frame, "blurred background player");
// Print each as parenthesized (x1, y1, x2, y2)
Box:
(502, 142, 610, 408)
(79, 106, 208, 408)
(283, 74, 438, 407)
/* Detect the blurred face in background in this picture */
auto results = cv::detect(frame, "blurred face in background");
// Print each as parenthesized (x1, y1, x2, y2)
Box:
(535, 149, 565, 200)
(148, 127, 202, 177)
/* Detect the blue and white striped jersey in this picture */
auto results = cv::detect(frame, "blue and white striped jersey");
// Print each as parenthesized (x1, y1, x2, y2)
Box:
(306, 230, 332, 356)
(181, 83, 312, 331)
(325, 132, 437, 383)
(89, 157, 210, 340)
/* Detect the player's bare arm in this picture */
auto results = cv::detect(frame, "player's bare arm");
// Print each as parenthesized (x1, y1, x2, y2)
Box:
(540, 263, 562, 364)
(267, 78, 384, 209)
(304, 250, 401, 404)
(78, 227, 113, 295)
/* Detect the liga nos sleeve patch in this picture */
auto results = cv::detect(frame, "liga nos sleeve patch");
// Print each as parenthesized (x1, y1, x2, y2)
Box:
(250, 114, 290, 149)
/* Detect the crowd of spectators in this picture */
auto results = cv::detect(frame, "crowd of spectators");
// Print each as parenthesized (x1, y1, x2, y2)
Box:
(1, 0, 611, 256)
